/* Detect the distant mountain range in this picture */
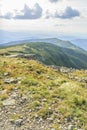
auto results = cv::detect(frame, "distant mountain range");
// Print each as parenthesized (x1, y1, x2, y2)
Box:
(0, 30, 87, 50)
(0, 38, 87, 69)
(0, 37, 86, 48)
(71, 39, 87, 51)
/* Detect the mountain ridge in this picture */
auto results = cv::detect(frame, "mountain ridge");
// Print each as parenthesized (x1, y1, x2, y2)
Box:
(0, 37, 86, 51)
(0, 41, 87, 69)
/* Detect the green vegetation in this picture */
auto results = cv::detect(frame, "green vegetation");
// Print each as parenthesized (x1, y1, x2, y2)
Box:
(0, 41, 87, 69)
(0, 55, 87, 129)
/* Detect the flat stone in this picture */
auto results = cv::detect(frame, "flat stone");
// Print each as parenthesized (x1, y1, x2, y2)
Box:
(4, 78, 17, 84)
(2, 98, 16, 106)
(47, 117, 53, 122)
(0, 89, 7, 94)
(11, 93, 18, 99)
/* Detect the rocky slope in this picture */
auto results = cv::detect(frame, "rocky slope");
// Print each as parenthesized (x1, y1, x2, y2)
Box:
(0, 56, 87, 130)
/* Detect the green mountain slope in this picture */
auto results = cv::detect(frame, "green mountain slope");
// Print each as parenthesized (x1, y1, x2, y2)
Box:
(32, 38, 76, 49)
(0, 42, 87, 69)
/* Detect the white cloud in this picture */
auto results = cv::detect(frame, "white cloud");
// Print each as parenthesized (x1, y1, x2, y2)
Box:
(0, 3, 43, 20)
(54, 6, 80, 19)
(45, 6, 80, 19)
(14, 3, 43, 19)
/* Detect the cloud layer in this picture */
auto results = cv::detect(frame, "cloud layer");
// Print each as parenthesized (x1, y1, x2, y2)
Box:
(0, 3, 80, 20)
(54, 6, 80, 19)
(0, 3, 43, 20)
(45, 6, 80, 19)
(49, 0, 59, 3)
(14, 4, 42, 19)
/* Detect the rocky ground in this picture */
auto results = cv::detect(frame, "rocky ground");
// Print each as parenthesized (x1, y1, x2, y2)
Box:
(0, 87, 85, 130)
(0, 57, 87, 130)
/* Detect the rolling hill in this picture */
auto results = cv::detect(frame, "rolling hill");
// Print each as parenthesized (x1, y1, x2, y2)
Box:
(0, 41, 87, 69)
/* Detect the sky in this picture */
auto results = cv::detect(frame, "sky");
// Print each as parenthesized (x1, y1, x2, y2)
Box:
(0, 0, 87, 36)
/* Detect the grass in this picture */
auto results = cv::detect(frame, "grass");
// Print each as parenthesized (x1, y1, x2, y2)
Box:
(0, 93, 8, 101)
(0, 56, 87, 129)
(11, 114, 21, 121)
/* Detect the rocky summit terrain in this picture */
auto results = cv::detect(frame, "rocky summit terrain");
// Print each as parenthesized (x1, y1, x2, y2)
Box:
(0, 56, 87, 130)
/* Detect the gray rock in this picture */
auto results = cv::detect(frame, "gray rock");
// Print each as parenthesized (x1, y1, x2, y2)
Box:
(68, 125, 75, 130)
(10, 119, 23, 127)
(22, 95, 27, 101)
(4, 72, 9, 76)
(19, 95, 27, 104)
(67, 116, 72, 122)
(2, 98, 16, 106)
(15, 119, 23, 126)
(10, 93, 18, 99)
(4, 78, 17, 84)
(47, 117, 53, 123)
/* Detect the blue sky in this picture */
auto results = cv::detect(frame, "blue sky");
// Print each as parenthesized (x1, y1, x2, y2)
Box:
(0, 0, 87, 36)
